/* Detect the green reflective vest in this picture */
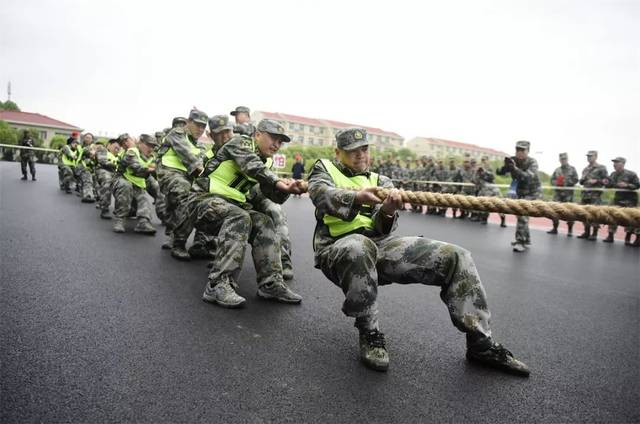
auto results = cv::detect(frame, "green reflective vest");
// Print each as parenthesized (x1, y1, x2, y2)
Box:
(61, 147, 78, 167)
(161, 133, 200, 172)
(106, 151, 118, 167)
(208, 140, 274, 204)
(123, 147, 147, 189)
(320, 159, 379, 237)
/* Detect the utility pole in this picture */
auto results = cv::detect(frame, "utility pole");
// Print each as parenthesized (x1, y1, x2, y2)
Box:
(7, 81, 12, 101)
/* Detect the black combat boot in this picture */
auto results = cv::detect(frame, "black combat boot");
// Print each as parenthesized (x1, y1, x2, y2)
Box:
(171, 241, 191, 261)
(588, 228, 598, 241)
(602, 233, 614, 243)
(21, 174, 27, 180)
(577, 226, 590, 239)
(567, 222, 574, 237)
(547, 223, 558, 234)
(500, 215, 507, 228)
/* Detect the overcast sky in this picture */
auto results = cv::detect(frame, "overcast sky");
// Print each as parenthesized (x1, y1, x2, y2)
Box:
(1, 0, 638, 173)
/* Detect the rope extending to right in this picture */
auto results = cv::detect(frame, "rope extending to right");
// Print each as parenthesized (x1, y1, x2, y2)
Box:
(373, 189, 640, 227)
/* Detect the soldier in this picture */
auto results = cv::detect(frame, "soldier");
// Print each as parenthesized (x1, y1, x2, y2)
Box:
(577, 151, 609, 240)
(231, 106, 256, 137)
(446, 157, 461, 217)
(94, 138, 120, 219)
(497, 141, 541, 252)
(18, 130, 37, 181)
(602, 157, 639, 246)
(453, 156, 476, 219)
(431, 159, 449, 216)
(548, 153, 579, 236)
(59, 136, 80, 194)
(473, 157, 507, 227)
(139, 134, 167, 225)
(74, 133, 96, 202)
(157, 109, 208, 258)
(308, 128, 530, 376)
(187, 119, 304, 307)
(111, 134, 157, 235)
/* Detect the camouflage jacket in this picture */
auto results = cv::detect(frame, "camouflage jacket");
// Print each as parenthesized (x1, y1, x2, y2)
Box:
(505, 156, 542, 198)
(605, 169, 639, 206)
(19, 136, 35, 158)
(121, 148, 154, 179)
(579, 163, 608, 200)
(550, 164, 579, 201)
(194, 135, 287, 205)
(473, 168, 500, 196)
(94, 145, 117, 172)
(159, 127, 205, 174)
(308, 160, 398, 263)
(453, 167, 477, 195)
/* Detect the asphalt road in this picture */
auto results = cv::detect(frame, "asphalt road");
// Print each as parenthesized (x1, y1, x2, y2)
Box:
(1, 162, 639, 423)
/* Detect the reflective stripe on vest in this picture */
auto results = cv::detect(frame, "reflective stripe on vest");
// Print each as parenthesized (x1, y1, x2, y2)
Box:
(61, 148, 78, 167)
(320, 159, 379, 237)
(161, 134, 200, 172)
(123, 147, 147, 189)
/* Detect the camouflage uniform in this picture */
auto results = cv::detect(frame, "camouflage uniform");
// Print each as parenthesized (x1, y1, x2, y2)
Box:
(578, 153, 608, 237)
(604, 162, 639, 236)
(452, 165, 476, 219)
(76, 143, 96, 202)
(94, 143, 118, 216)
(185, 122, 300, 305)
(473, 167, 503, 224)
(19, 134, 36, 180)
(309, 159, 493, 350)
(112, 147, 155, 232)
(59, 143, 79, 192)
(497, 142, 542, 248)
(431, 163, 449, 216)
(549, 154, 579, 232)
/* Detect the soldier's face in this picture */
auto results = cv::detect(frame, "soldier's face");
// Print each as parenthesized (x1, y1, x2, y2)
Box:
(337, 145, 370, 173)
(187, 121, 206, 139)
(212, 129, 233, 149)
(515, 149, 527, 160)
(560, 159, 568, 166)
(107, 143, 119, 154)
(83, 135, 93, 145)
(139, 143, 153, 156)
(613, 162, 624, 172)
(587, 155, 596, 164)
(256, 131, 284, 157)
(234, 112, 250, 125)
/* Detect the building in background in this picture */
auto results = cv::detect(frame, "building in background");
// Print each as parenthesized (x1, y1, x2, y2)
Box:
(0, 110, 82, 147)
(405, 137, 508, 161)
(253, 111, 404, 149)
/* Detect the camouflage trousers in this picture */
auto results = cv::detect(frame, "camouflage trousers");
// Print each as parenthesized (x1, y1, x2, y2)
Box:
(316, 234, 492, 343)
(515, 194, 539, 243)
(250, 197, 294, 282)
(59, 165, 76, 190)
(78, 167, 95, 200)
(112, 177, 153, 222)
(95, 169, 114, 211)
(581, 196, 603, 231)
(20, 156, 36, 177)
(146, 175, 167, 225)
(158, 168, 191, 233)
(192, 195, 285, 290)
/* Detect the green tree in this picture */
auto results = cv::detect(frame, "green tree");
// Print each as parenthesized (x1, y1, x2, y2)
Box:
(0, 120, 18, 145)
(0, 100, 20, 111)
(49, 135, 67, 150)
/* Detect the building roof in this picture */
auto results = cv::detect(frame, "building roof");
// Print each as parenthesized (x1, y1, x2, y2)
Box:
(413, 136, 509, 157)
(257, 111, 402, 138)
(0, 110, 82, 131)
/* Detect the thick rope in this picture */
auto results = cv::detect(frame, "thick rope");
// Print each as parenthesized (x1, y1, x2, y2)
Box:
(373, 188, 640, 227)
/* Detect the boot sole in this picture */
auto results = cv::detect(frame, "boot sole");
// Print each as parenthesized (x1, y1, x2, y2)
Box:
(466, 354, 530, 377)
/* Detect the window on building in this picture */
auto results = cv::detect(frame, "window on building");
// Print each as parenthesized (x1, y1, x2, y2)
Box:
(308, 137, 314, 145)
(297, 136, 304, 143)
(40, 131, 47, 140)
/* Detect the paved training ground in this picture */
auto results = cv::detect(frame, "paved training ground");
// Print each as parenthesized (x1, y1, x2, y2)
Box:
(1, 163, 638, 423)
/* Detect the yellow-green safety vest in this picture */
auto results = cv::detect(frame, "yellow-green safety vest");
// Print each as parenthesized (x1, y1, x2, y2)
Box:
(106, 151, 118, 167)
(208, 141, 274, 204)
(161, 134, 200, 172)
(320, 159, 379, 237)
(61, 147, 78, 167)
(123, 147, 148, 189)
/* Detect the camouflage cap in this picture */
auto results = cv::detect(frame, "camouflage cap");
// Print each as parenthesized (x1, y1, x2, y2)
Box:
(95, 138, 107, 146)
(515, 140, 530, 150)
(188, 109, 208, 125)
(155, 131, 165, 139)
(559, 152, 568, 160)
(108, 138, 119, 144)
(335, 128, 369, 151)
(611, 156, 626, 163)
(208, 115, 234, 134)
(117, 133, 130, 144)
(230, 106, 250, 116)
(139, 134, 158, 147)
(257, 119, 291, 142)
(586, 150, 598, 156)
(172, 117, 188, 127)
